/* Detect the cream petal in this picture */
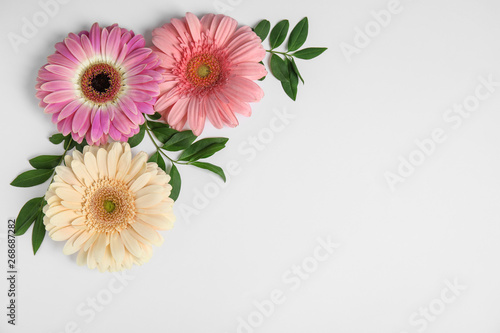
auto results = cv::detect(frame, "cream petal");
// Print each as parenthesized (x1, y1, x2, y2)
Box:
(120, 229, 143, 257)
(129, 172, 152, 193)
(61, 200, 82, 210)
(130, 221, 162, 246)
(135, 185, 164, 198)
(135, 193, 163, 208)
(50, 226, 77, 241)
(110, 232, 125, 264)
(50, 210, 80, 226)
(71, 160, 94, 187)
(73, 230, 93, 248)
(147, 174, 169, 186)
(45, 205, 69, 218)
(137, 213, 175, 230)
(84, 152, 99, 181)
(71, 216, 86, 226)
(55, 187, 82, 202)
(55, 166, 81, 185)
(63, 229, 85, 255)
(92, 233, 108, 262)
(96, 147, 108, 178)
(83, 232, 99, 251)
(116, 150, 132, 181)
(123, 152, 148, 184)
(76, 249, 88, 266)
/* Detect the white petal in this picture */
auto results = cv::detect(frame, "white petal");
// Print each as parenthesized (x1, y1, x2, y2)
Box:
(135, 193, 163, 208)
(50, 210, 79, 226)
(129, 172, 152, 193)
(55, 187, 82, 203)
(120, 229, 143, 257)
(84, 152, 99, 181)
(50, 226, 77, 241)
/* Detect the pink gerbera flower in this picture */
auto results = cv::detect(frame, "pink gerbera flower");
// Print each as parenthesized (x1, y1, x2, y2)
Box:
(152, 13, 267, 135)
(36, 23, 164, 145)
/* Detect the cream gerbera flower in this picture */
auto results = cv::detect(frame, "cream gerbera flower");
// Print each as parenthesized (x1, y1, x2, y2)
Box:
(43, 142, 175, 272)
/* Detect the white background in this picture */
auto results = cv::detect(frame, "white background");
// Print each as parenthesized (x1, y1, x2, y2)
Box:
(1, 0, 500, 332)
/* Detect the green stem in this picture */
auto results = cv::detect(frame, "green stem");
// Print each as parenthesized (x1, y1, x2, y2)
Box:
(266, 50, 292, 56)
(144, 122, 188, 165)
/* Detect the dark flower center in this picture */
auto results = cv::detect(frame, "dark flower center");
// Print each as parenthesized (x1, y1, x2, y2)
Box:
(80, 63, 122, 104)
(91, 73, 112, 93)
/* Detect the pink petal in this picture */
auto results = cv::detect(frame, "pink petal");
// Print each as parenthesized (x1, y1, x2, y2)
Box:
(45, 65, 76, 78)
(214, 16, 238, 47)
(58, 99, 83, 121)
(41, 80, 74, 92)
(72, 103, 92, 134)
(231, 62, 268, 80)
(80, 34, 95, 58)
(205, 97, 224, 129)
(200, 13, 215, 32)
(126, 75, 153, 85)
(91, 110, 103, 142)
(44, 90, 76, 104)
(122, 48, 152, 69)
(167, 98, 190, 127)
(185, 12, 201, 42)
(128, 89, 153, 103)
(64, 37, 87, 64)
(225, 77, 264, 102)
(100, 27, 109, 57)
(170, 18, 191, 46)
(55, 42, 79, 64)
(101, 108, 110, 134)
(89, 22, 101, 54)
(44, 102, 68, 114)
(47, 54, 78, 69)
(187, 97, 206, 136)
(106, 26, 121, 60)
(155, 89, 180, 112)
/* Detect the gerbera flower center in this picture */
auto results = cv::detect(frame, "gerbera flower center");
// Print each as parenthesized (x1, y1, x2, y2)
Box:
(82, 178, 136, 232)
(80, 63, 122, 104)
(186, 53, 221, 88)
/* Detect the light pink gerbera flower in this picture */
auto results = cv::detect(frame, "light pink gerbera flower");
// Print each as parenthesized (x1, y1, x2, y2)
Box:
(152, 13, 267, 136)
(36, 23, 164, 145)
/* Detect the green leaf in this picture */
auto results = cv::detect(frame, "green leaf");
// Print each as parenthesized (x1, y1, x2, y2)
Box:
(148, 151, 166, 172)
(49, 133, 65, 145)
(153, 127, 179, 144)
(11, 169, 54, 188)
(15, 197, 43, 236)
(281, 58, 299, 101)
(269, 20, 289, 49)
(32, 211, 46, 255)
(191, 162, 226, 182)
(63, 136, 77, 151)
(292, 47, 327, 60)
(162, 131, 197, 152)
(29, 155, 61, 169)
(290, 57, 304, 84)
(74, 139, 88, 153)
(178, 138, 228, 162)
(128, 124, 146, 148)
(148, 120, 169, 130)
(254, 19, 271, 42)
(270, 54, 289, 82)
(288, 17, 308, 52)
(148, 112, 162, 120)
(168, 164, 181, 201)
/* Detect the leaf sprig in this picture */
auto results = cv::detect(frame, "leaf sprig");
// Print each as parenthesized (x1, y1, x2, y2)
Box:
(127, 113, 228, 201)
(10, 134, 77, 254)
(254, 17, 327, 100)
